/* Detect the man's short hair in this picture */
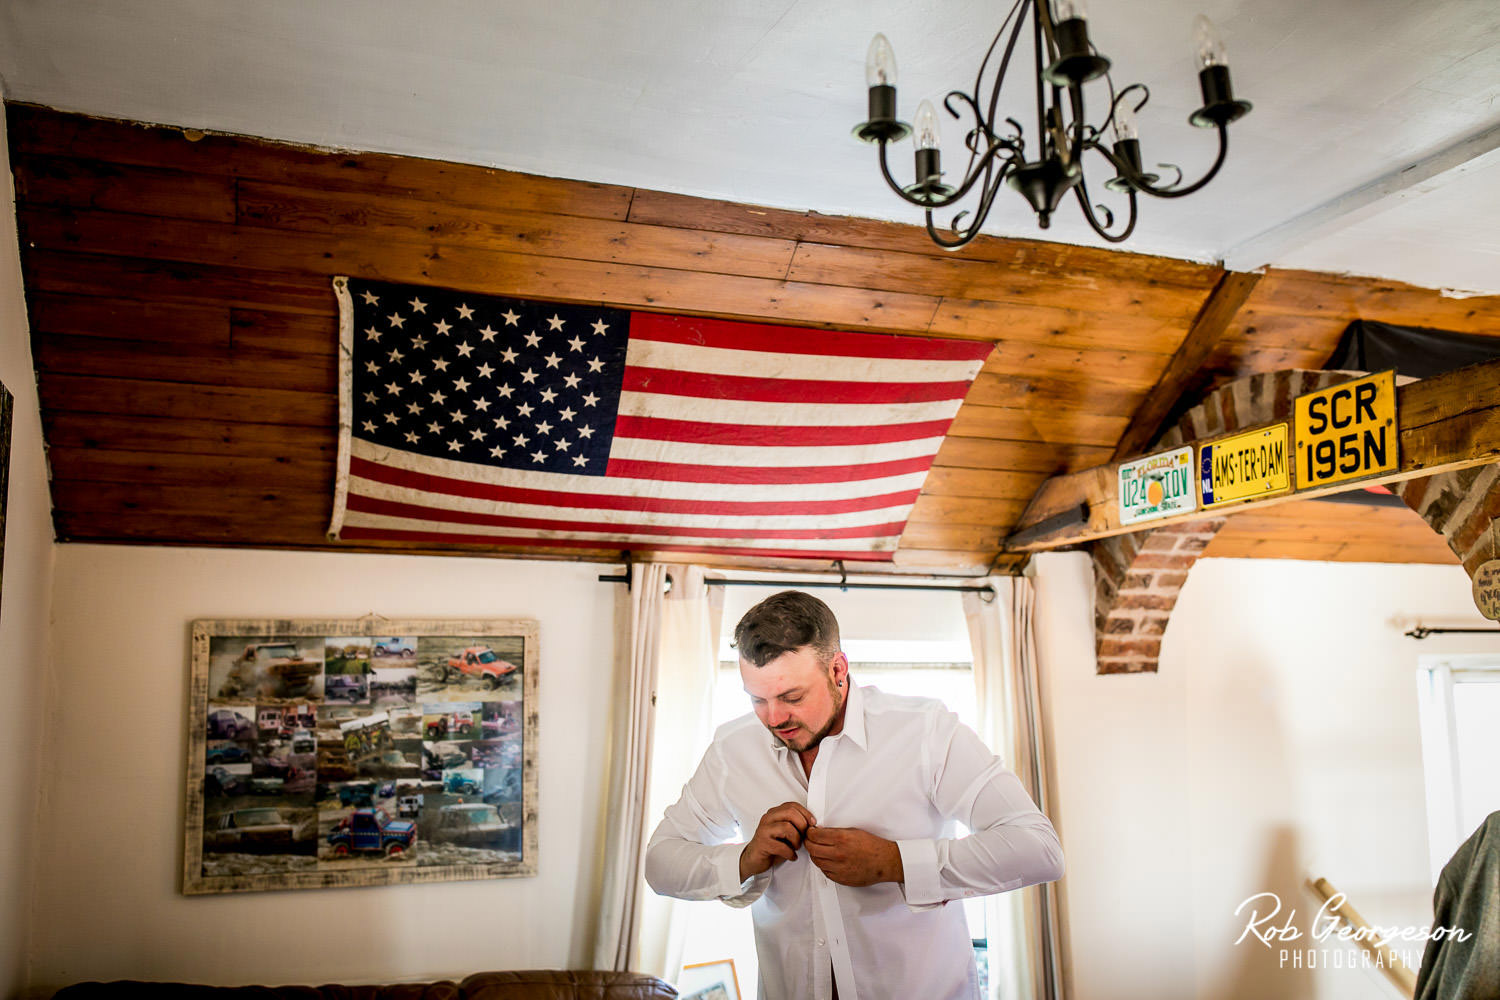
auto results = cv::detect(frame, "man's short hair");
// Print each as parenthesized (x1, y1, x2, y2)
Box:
(733, 591, 841, 668)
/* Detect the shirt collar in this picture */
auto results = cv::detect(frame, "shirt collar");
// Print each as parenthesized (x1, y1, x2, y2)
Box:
(768, 676, 868, 753)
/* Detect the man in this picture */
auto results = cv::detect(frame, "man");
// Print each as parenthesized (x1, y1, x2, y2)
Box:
(645, 591, 1063, 1000)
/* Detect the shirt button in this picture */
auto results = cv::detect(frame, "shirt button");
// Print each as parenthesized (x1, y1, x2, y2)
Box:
(816, 939, 825, 947)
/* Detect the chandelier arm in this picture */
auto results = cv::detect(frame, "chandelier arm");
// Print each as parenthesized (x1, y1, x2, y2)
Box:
(924, 162, 1011, 250)
(983, 0, 1032, 134)
(1130, 124, 1230, 198)
(1072, 174, 1138, 243)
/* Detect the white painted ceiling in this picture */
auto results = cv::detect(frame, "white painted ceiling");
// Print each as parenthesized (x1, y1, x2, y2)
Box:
(2, 0, 1499, 292)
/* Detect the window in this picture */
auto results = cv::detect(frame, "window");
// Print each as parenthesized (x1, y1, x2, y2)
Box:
(677, 632, 986, 995)
(1417, 655, 1500, 882)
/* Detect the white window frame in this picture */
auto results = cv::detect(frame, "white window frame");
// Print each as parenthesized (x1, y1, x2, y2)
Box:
(1417, 653, 1500, 884)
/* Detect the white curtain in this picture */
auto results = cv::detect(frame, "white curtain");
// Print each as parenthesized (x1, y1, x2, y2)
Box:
(964, 576, 1064, 1000)
(593, 563, 724, 976)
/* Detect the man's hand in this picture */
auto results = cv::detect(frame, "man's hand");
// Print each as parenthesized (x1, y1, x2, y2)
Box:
(804, 827, 904, 887)
(740, 802, 816, 881)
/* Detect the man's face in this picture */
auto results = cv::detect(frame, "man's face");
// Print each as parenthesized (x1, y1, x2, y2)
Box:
(740, 645, 848, 753)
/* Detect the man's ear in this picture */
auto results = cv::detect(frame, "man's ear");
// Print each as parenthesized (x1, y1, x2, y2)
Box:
(831, 651, 849, 687)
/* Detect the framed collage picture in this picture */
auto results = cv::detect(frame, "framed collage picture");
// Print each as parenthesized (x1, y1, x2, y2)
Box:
(182, 617, 538, 894)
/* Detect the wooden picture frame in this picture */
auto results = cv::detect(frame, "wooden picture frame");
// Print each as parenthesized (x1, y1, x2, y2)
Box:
(678, 960, 742, 1000)
(183, 617, 538, 894)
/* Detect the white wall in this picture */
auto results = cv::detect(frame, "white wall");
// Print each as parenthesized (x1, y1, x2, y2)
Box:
(0, 84, 58, 999)
(1033, 551, 1494, 1000)
(28, 546, 616, 995)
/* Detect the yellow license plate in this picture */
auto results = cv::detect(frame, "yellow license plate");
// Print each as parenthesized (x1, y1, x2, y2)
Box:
(1294, 371, 1398, 489)
(1200, 423, 1290, 508)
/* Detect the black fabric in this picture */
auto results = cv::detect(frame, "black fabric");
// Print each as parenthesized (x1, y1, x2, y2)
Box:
(1326, 320, 1500, 379)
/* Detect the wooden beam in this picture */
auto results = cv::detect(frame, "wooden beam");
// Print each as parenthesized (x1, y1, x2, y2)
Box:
(1007, 358, 1500, 551)
(1110, 269, 1263, 460)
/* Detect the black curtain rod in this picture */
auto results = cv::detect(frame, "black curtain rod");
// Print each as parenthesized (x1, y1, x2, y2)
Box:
(705, 578, 992, 593)
(1406, 626, 1500, 639)
(597, 554, 993, 595)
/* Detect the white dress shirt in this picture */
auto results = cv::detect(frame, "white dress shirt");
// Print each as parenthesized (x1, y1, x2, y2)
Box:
(644, 680, 1063, 1000)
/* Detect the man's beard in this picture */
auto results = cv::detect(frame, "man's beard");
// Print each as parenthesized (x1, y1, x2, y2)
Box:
(775, 674, 844, 752)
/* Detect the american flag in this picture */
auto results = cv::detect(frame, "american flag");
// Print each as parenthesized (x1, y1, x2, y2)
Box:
(329, 277, 991, 561)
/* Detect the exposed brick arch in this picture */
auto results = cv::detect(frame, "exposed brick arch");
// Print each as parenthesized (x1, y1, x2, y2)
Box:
(1093, 369, 1364, 674)
(1393, 465, 1500, 582)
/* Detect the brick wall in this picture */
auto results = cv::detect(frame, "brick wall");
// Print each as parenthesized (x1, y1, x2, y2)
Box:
(1393, 463, 1500, 577)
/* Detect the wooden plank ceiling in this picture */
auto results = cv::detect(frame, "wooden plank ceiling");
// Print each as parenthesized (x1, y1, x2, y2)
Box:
(7, 104, 1492, 573)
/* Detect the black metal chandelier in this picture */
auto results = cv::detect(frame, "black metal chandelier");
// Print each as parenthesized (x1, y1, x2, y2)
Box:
(853, 0, 1252, 249)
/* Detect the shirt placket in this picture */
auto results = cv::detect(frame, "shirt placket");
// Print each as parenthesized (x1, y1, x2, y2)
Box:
(806, 735, 859, 1000)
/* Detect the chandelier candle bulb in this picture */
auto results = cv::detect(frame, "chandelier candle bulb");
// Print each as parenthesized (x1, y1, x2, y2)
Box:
(1111, 100, 1139, 143)
(913, 100, 941, 150)
(1192, 14, 1227, 68)
(866, 33, 897, 87)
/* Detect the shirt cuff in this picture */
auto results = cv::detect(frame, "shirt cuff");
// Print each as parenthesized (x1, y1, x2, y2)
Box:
(715, 844, 770, 907)
(897, 838, 944, 907)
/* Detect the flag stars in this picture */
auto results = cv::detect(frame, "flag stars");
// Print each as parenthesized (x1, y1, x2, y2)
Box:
(543, 352, 562, 369)
(447, 440, 462, 452)
(469, 427, 486, 441)
(531, 449, 547, 463)
(410, 335, 429, 351)
(476, 363, 494, 378)
(384, 412, 399, 425)
(520, 368, 539, 384)
(433, 358, 451, 373)
(559, 406, 576, 422)
(539, 388, 558, 404)
(387, 348, 405, 364)
(365, 326, 383, 342)
(449, 410, 467, 424)
(409, 297, 427, 313)
(582, 392, 599, 407)
(456, 304, 475, 320)
(547, 315, 565, 331)
(409, 370, 426, 385)
(430, 390, 448, 405)
(497, 383, 515, 399)
(388, 313, 406, 329)
(586, 357, 605, 373)
(434, 319, 452, 336)
(453, 377, 471, 393)
(554, 438, 571, 452)
(517, 402, 534, 418)
(404, 431, 419, 444)
(591, 319, 608, 336)
(366, 361, 381, 375)
(563, 373, 581, 389)
(572, 455, 589, 467)
(536, 420, 553, 436)
(385, 381, 403, 396)
(406, 402, 422, 415)
(473, 398, 491, 412)
(513, 433, 530, 447)
(523, 332, 542, 348)
(501, 309, 521, 326)
(567, 335, 584, 353)
(489, 445, 506, 459)
(360, 290, 379, 305)
(361, 419, 377, 434)
(427, 421, 443, 434)
(363, 391, 379, 405)
(493, 415, 510, 430)
(578, 425, 595, 439)
(479, 325, 499, 342)
(456, 342, 475, 358)
(500, 347, 518, 364)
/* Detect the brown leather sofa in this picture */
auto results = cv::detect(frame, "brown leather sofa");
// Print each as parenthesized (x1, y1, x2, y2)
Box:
(51, 970, 677, 999)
